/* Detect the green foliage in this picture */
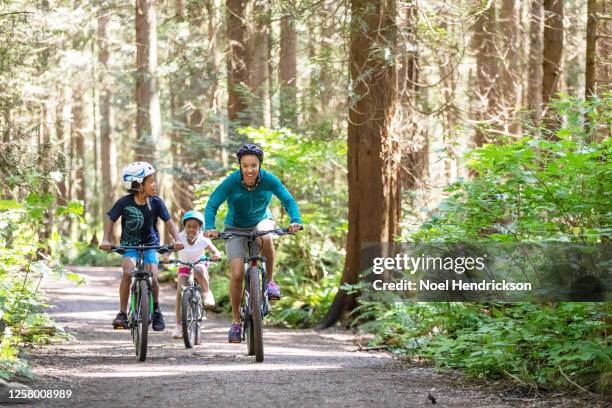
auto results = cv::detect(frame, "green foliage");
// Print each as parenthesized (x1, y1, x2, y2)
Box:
(0, 186, 84, 380)
(360, 96, 612, 392)
(360, 301, 611, 391)
(411, 95, 611, 243)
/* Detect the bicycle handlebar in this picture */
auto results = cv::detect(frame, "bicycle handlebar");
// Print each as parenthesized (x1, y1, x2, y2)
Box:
(214, 226, 304, 240)
(159, 257, 219, 267)
(109, 245, 175, 255)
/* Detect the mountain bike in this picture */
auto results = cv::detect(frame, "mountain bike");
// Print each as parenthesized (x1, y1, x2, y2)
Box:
(110, 245, 173, 362)
(159, 256, 218, 348)
(215, 226, 302, 362)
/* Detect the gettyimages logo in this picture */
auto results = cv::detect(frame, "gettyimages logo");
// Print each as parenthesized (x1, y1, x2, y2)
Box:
(360, 242, 611, 302)
(371, 253, 487, 275)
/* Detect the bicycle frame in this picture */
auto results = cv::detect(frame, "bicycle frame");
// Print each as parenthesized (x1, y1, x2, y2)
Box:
(216, 228, 302, 336)
(159, 256, 217, 348)
(109, 244, 173, 361)
(242, 238, 270, 335)
(129, 252, 153, 327)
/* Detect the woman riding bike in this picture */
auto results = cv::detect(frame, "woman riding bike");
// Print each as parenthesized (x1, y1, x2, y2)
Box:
(204, 143, 302, 343)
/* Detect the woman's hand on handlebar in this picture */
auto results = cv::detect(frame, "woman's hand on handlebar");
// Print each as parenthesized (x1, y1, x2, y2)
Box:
(173, 242, 184, 251)
(204, 229, 219, 239)
(287, 223, 303, 234)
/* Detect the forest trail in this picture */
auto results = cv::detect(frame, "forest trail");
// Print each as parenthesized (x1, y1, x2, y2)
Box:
(10, 267, 602, 407)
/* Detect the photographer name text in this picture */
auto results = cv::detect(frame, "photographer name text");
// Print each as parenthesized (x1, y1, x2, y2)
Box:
(372, 279, 532, 292)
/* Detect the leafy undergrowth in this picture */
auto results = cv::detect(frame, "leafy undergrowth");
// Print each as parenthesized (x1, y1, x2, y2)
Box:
(358, 95, 612, 394)
(1, 179, 84, 380)
(358, 301, 610, 394)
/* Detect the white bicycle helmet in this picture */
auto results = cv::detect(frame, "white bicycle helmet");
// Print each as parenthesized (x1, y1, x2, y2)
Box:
(121, 162, 155, 190)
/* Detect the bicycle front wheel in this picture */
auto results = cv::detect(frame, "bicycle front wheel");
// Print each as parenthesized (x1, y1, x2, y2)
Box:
(136, 280, 150, 362)
(248, 267, 264, 362)
(181, 288, 200, 348)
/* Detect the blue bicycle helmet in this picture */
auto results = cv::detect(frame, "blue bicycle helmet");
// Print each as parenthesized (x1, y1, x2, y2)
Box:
(236, 143, 264, 163)
(182, 210, 204, 226)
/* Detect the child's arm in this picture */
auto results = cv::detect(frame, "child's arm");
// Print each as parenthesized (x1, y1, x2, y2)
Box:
(100, 217, 115, 251)
(207, 241, 222, 261)
(165, 219, 184, 250)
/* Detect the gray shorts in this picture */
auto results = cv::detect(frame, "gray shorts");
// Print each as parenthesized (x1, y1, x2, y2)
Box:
(224, 219, 276, 262)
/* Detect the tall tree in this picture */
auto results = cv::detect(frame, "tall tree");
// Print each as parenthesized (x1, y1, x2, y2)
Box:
(586, 0, 611, 99)
(135, 0, 161, 161)
(227, 0, 249, 130)
(55, 87, 68, 206)
(319, 0, 399, 329)
(98, 5, 116, 219)
(279, 4, 297, 128)
(319, 1, 335, 113)
(528, 0, 544, 125)
(399, 0, 427, 190)
(72, 88, 86, 210)
(206, 0, 228, 167)
(249, 0, 271, 127)
(585, 0, 611, 141)
(499, 0, 521, 135)
(542, 0, 563, 131)
(472, 0, 498, 146)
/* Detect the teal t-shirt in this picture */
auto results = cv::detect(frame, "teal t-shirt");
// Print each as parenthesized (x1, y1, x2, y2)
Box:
(204, 169, 301, 230)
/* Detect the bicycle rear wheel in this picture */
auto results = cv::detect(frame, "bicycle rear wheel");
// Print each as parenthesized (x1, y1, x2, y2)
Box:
(136, 280, 150, 362)
(248, 267, 264, 362)
(181, 288, 200, 348)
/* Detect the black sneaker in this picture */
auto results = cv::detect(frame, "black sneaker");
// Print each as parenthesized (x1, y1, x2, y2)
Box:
(152, 309, 166, 331)
(113, 312, 128, 329)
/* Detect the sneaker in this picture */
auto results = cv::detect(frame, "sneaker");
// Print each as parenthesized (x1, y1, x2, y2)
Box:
(171, 324, 182, 339)
(113, 312, 128, 329)
(268, 280, 281, 300)
(152, 309, 166, 331)
(228, 322, 242, 343)
(203, 290, 216, 310)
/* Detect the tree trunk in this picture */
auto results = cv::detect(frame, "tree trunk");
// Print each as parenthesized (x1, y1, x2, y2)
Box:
(72, 88, 86, 209)
(226, 0, 249, 130)
(38, 100, 55, 251)
(175, 0, 184, 19)
(586, 0, 611, 99)
(279, 9, 297, 129)
(585, 0, 611, 142)
(528, 0, 544, 125)
(319, 0, 335, 118)
(56, 87, 68, 207)
(98, 7, 116, 223)
(319, 0, 399, 329)
(542, 0, 563, 133)
(206, 0, 228, 167)
(499, 0, 521, 136)
(399, 1, 427, 191)
(135, 0, 161, 161)
(168, 91, 194, 242)
(249, 0, 271, 127)
(472, 0, 498, 146)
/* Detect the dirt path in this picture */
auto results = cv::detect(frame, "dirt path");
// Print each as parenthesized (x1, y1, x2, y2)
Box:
(4, 267, 605, 407)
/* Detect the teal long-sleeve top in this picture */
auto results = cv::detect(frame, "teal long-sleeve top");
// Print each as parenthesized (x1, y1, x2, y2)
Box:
(204, 169, 302, 230)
